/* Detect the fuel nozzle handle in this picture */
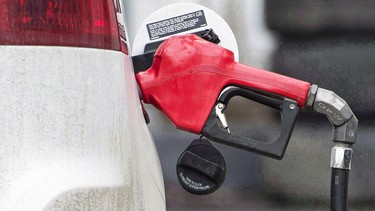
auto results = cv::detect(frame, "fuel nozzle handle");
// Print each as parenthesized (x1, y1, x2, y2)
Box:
(136, 34, 311, 135)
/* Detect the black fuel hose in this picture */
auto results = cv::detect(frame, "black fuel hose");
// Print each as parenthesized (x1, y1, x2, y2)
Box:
(331, 168, 349, 211)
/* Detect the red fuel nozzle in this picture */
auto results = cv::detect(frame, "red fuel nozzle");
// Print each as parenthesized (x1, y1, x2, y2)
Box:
(136, 34, 311, 134)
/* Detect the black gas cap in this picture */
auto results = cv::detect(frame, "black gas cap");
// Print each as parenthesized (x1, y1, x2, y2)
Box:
(176, 138, 226, 195)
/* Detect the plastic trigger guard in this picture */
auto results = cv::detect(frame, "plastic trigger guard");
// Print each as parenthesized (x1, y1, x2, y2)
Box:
(202, 86, 300, 159)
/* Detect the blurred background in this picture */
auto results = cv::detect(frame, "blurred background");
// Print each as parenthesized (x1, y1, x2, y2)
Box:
(124, 0, 375, 210)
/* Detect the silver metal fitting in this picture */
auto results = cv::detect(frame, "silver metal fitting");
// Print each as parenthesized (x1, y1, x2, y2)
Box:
(311, 87, 358, 144)
(306, 84, 318, 110)
(313, 88, 353, 126)
(330, 146, 353, 170)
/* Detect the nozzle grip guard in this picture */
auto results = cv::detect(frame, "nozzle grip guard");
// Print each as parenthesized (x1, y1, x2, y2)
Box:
(203, 87, 299, 159)
(218, 86, 282, 110)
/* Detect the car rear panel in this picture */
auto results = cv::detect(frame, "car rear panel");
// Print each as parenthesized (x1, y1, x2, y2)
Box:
(0, 46, 165, 210)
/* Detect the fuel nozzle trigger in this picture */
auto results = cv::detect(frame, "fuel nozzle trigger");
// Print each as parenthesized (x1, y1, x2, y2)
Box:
(202, 86, 300, 159)
(215, 103, 230, 133)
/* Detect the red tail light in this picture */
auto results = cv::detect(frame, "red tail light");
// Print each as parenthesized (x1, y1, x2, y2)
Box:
(0, 0, 120, 50)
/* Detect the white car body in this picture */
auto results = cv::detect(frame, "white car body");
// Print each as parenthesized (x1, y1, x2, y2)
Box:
(0, 1, 165, 210)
